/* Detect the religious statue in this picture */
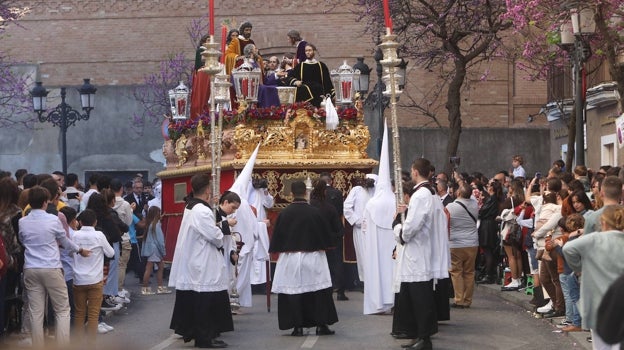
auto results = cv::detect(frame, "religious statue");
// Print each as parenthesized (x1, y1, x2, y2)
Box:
(196, 119, 205, 138)
(175, 133, 189, 167)
(295, 133, 307, 150)
(196, 120, 207, 160)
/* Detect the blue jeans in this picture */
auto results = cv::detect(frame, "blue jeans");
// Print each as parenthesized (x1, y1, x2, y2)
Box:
(103, 242, 120, 296)
(559, 272, 581, 327)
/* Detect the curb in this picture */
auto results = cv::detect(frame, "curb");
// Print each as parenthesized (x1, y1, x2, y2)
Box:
(476, 283, 592, 349)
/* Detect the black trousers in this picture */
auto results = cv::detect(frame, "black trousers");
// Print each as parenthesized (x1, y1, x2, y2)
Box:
(327, 240, 346, 293)
(392, 280, 438, 339)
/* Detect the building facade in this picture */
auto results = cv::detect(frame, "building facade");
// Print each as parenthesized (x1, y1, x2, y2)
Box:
(1, 0, 550, 179)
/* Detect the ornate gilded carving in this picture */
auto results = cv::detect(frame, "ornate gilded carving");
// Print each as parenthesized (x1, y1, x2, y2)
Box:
(160, 102, 377, 178)
(175, 133, 190, 167)
(231, 108, 370, 160)
(246, 169, 369, 209)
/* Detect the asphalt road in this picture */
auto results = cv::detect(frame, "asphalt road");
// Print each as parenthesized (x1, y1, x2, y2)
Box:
(84, 275, 589, 350)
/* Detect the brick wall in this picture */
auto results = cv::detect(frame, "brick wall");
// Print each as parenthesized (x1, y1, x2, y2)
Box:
(6, 0, 548, 129)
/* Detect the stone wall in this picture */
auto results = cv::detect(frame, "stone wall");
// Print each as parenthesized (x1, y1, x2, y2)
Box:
(0, 84, 166, 181)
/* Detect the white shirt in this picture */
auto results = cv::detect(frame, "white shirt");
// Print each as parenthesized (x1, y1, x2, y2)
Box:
(19, 209, 80, 269)
(72, 226, 114, 285)
(80, 188, 98, 212)
(513, 165, 526, 179)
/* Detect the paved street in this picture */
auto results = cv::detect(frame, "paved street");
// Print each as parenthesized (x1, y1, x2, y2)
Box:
(79, 274, 592, 350)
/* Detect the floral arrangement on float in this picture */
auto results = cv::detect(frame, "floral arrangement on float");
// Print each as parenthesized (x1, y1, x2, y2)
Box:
(166, 102, 360, 142)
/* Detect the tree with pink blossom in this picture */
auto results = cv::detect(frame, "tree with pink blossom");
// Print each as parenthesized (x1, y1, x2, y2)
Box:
(131, 16, 207, 136)
(505, 0, 624, 167)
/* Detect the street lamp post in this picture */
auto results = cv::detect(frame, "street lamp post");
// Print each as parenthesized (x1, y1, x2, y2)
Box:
(561, 4, 595, 166)
(352, 57, 371, 98)
(31, 79, 97, 175)
(365, 44, 390, 156)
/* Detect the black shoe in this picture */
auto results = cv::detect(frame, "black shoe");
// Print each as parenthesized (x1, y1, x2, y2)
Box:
(450, 303, 465, 309)
(336, 292, 349, 301)
(196, 339, 228, 348)
(476, 276, 495, 284)
(501, 285, 520, 291)
(392, 333, 416, 339)
(316, 325, 335, 335)
(291, 327, 304, 336)
(543, 310, 565, 318)
(401, 337, 433, 349)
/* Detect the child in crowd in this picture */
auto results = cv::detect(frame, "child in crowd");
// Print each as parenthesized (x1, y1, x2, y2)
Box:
(72, 209, 115, 343)
(141, 206, 170, 295)
(511, 155, 526, 179)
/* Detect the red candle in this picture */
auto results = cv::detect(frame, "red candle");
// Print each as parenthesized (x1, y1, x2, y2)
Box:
(221, 25, 227, 63)
(342, 81, 351, 100)
(209, 0, 214, 35)
(242, 78, 249, 98)
(383, 0, 392, 33)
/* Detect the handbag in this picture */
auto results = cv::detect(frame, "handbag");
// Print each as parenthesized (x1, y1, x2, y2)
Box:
(499, 203, 522, 248)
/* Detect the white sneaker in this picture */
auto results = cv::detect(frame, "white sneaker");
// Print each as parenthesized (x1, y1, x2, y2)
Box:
(118, 289, 131, 298)
(111, 295, 130, 304)
(537, 300, 553, 313)
(97, 323, 110, 334)
(16, 336, 32, 347)
(99, 322, 114, 331)
(501, 278, 520, 291)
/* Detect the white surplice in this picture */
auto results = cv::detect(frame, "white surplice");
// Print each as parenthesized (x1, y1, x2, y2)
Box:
(271, 251, 332, 294)
(168, 201, 229, 292)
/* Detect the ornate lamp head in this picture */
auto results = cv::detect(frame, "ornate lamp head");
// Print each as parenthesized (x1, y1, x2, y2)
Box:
(170, 81, 189, 120)
(232, 60, 262, 102)
(331, 60, 359, 105)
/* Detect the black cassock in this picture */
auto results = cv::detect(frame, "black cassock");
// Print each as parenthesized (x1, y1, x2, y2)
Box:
(269, 199, 339, 330)
(287, 61, 335, 107)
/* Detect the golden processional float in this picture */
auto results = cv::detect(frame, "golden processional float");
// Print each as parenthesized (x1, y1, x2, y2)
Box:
(157, 35, 380, 268)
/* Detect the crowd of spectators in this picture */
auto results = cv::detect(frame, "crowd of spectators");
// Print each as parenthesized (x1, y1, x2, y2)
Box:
(0, 169, 163, 347)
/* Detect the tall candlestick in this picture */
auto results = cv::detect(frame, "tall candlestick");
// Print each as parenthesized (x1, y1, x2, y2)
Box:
(221, 25, 227, 63)
(383, 0, 392, 33)
(209, 0, 215, 35)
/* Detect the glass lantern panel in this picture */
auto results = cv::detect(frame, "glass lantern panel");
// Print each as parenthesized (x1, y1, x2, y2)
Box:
(33, 96, 46, 111)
